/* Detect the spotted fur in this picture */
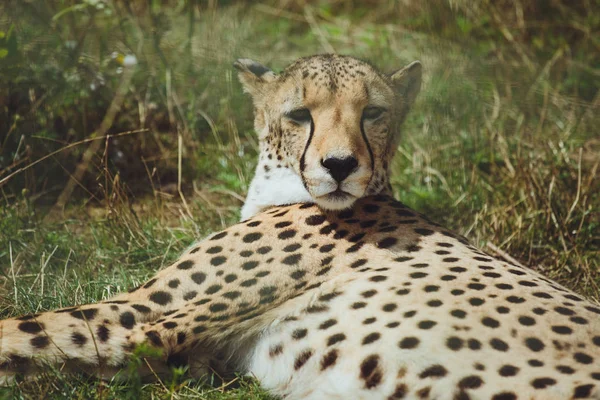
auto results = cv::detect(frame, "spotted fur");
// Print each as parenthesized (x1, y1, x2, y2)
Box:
(1, 55, 599, 400)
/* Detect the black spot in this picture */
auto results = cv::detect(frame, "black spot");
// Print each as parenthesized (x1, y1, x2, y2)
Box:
(552, 325, 573, 335)
(327, 333, 346, 346)
(363, 204, 380, 213)
(257, 246, 272, 254)
(211, 232, 227, 240)
(490, 338, 509, 351)
(183, 291, 197, 300)
(282, 254, 302, 265)
(557, 365, 575, 374)
(292, 328, 308, 340)
(145, 330, 163, 346)
(278, 229, 297, 239)
(458, 375, 483, 389)
(427, 299, 443, 307)
(193, 325, 206, 334)
(492, 393, 517, 400)
(319, 244, 335, 253)
(71, 332, 87, 346)
(482, 317, 500, 328)
(290, 270, 306, 280)
(399, 336, 420, 349)
(223, 291, 241, 300)
(119, 312, 136, 329)
(360, 354, 382, 388)
(191, 272, 207, 285)
(275, 221, 292, 229)
(224, 274, 238, 283)
(70, 308, 98, 320)
(531, 377, 556, 389)
(347, 242, 365, 252)
(468, 339, 482, 350)
(177, 260, 195, 269)
(283, 243, 302, 252)
(97, 325, 110, 342)
(518, 316, 536, 326)
(525, 337, 545, 352)
(415, 228, 435, 236)
(242, 232, 263, 243)
(585, 306, 600, 314)
(163, 321, 177, 329)
(451, 309, 467, 319)
(168, 279, 180, 288)
(469, 298, 485, 306)
(362, 332, 381, 345)
(321, 349, 338, 370)
(143, 278, 157, 288)
(149, 291, 172, 305)
(210, 256, 227, 266)
(573, 384, 595, 398)
(390, 384, 408, 399)
(419, 364, 448, 378)
(131, 304, 151, 313)
(496, 283, 513, 290)
(177, 332, 187, 345)
(498, 365, 519, 377)
(370, 275, 387, 282)
(18, 321, 44, 334)
(305, 215, 326, 225)
(383, 303, 397, 312)
(574, 352, 594, 364)
(30, 335, 50, 348)
(571, 316, 588, 324)
(554, 306, 575, 315)
(377, 237, 398, 249)
(447, 337, 464, 350)
(209, 303, 228, 313)
(240, 278, 258, 287)
(205, 284, 223, 295)
(468, 283, 486, 291)
(294, 350, 313, 370)
(506, 296, 525, 304)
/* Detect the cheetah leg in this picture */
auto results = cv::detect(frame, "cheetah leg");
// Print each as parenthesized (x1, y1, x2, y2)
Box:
(1, 204, 352, 383)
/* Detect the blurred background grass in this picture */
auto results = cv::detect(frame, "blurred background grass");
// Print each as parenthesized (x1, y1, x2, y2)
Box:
(0, 0, 599, 398)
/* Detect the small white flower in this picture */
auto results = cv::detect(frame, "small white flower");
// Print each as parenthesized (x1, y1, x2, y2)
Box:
(123, 54, 137, 67)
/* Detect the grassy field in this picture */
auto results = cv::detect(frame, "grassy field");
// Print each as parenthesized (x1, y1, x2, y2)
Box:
(0, 0, 599, 398)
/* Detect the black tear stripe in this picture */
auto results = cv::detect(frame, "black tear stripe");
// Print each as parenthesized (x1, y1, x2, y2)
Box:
(360, 114, 375, 186)
(299, 118, 315, 192)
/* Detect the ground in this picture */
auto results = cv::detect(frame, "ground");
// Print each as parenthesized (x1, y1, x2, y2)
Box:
(0, 1, 598, 399)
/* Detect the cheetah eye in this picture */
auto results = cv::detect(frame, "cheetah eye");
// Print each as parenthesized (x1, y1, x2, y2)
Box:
(362, 107, 386, 121)
(285, 108, 312, 125)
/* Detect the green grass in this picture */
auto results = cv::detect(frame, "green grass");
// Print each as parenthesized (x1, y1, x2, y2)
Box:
(1, 0, 599, 398)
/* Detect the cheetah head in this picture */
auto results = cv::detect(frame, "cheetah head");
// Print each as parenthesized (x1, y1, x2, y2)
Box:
(235, 54, 421, 220)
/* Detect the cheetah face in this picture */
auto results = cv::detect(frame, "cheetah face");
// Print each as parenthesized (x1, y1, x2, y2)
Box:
(235, 55, 421, 215)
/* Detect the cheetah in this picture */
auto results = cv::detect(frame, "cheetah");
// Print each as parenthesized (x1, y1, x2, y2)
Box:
(1, 54, 599, 400)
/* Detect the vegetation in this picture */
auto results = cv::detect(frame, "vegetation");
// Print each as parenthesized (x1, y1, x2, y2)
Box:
(0, 0, 598, 398)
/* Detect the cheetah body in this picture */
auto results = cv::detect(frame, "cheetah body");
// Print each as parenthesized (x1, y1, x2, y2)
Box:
(1, 55, 599, 400)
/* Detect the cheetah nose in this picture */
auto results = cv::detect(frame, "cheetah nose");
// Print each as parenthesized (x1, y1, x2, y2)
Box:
(321, 156, 358, 183)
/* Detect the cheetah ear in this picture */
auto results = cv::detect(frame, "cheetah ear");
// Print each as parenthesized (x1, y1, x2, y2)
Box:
(234, 59, 277, 98)
(390, 61, 422, 107)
